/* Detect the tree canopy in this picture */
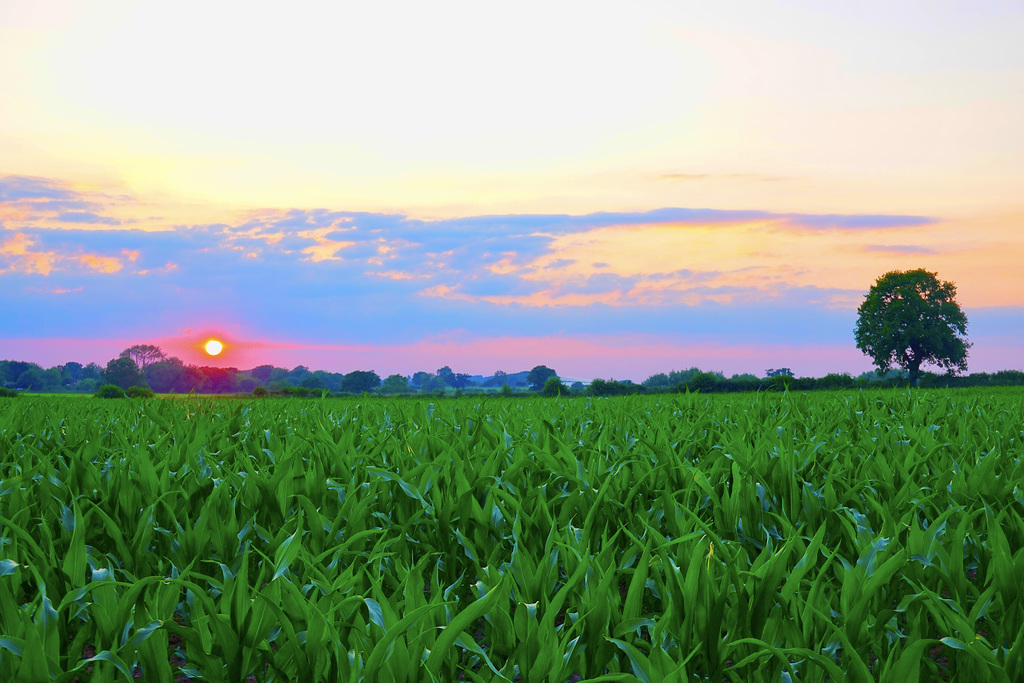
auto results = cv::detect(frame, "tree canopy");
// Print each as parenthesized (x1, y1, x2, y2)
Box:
(119, 344, 166, 369)
(104, 357, 146, 389)
(854, 269, 970, 385)
(527, 365, 558, 391)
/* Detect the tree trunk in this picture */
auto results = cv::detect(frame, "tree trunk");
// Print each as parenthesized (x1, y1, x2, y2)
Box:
(908, 357, 922, 387)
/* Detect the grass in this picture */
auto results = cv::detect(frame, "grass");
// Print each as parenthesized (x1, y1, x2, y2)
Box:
(1, 388, 1022, 681)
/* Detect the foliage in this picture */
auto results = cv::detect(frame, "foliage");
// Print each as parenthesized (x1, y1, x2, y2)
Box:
(252, 386, 269, 397)
(0, 387, 18, 397)
(684, 371, 721, 393)
(642, 372, 671, 389)
(380, 374, 411, 394)
(300, 375, 327, 390)
(539, 375, 567, 397)
(103, 356, 146, 389)
(120, 344, 166, 369)
(93, 383, 126, 398)
(1, 390, 1023, 681)
(526, 365, 558, 391)
(587, 378, 643, 396)
(817, 372, 856, 389)
(855, 269, 971, 384)
(342, 370, 381, 393)
(125, 385, 156, 398)
(436, 366, 472, 389)
(14, 366, 47, 391)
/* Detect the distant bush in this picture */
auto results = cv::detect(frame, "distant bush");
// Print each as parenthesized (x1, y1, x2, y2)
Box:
(817, 373, 856, 390)
(588, 379, 642, 397)
(275, 386, 323, 398)
(0, 387, 18, 398)
(540, 376, 567, 397)
(252, 386, 269, 397)
(125, 385, 155, 398)
(94, 384, 126, 398)
(684, 372, 721, 393)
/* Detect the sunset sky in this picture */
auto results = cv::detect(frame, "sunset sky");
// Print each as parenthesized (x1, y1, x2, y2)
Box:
(2, 1, 1022, 380)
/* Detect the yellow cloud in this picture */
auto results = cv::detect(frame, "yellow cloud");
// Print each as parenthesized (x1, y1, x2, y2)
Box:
(77, 254, 124, 273)
(297, 228, 355, 262)
(0, 233, 58, 275)
(0, 232, 138, 276)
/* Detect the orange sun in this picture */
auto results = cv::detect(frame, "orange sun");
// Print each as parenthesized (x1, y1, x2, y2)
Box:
(204, 339, 224, 356)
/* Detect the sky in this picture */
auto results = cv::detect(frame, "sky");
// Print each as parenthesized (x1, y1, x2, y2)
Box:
(2, 1, 1022, 381)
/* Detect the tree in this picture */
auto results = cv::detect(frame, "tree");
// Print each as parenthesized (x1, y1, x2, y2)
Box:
(410, 371, 433, 388)
(483, 370, 508, 388)
(855, 269, 970, 385)
(300, 375, 327, 390)
(421, 375, 446, 393)
(342, 370, 381, 393)
(436, 366, 456, 386)
(81, 363, 103, 381)
(642, 373, 671, 389)
(120, 345, 166, 370)
(15, 366, 46, 391)
(249, 365, 276, 384)
(765, 368, 794, 378)
(381, 374, 410, 394)
(540, 376, 567, 397)
(527, 365, 557, 391)
(288, 366, 312, 385)
(61, 361, 84, 384)
(145, 357, 189, 393)
(103, 357, 146, 389)
(1, 360, 37, 387)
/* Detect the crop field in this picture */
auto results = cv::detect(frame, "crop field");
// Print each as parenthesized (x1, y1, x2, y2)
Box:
(1, 389, 1023, 682)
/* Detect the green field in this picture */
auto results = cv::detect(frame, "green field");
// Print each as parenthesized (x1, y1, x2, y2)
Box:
(1, 389, 1023, 682)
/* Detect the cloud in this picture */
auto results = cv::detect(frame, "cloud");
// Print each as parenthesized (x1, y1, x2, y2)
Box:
(784, 213, 935, 230)
(0, 233, 59, 275)
(660, 173, 711, 180)
(296, 227, 356, 262)
(57, 211, 122, 226)
(861, 244, 937, 254)
(0, 175, 127, 225)
(0, 201, 943, 319)
(660, 172, 788, 182)
(0, 232, 146, 276)
(0, 175, 77, 202)
(11, 178, 1006, 377)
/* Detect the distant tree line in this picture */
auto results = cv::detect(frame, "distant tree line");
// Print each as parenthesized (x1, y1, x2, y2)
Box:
(3, 349, 1023, 399)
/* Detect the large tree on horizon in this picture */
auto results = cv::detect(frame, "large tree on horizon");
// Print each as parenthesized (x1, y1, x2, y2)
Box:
(119, 344, 166, 370)
(854, 269, 970, 385)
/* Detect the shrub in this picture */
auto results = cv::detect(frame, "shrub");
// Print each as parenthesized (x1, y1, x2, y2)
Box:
(252, 386, 269, 397)
(685, 372, 721, 393)
(125, 385, 156, 398)
(0, 387, 18, 398)
(541, 376, 567, 397)
(94, 384, 126, 398)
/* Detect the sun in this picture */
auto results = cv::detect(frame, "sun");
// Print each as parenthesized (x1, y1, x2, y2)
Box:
(204, 339, 224, 356)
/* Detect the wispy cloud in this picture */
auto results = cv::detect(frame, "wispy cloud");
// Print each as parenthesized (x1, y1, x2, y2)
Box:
(862, 244, 937, 254)
(786, 214, 936, 230)
(57, 211, 122, 226)
(660, 172, 789, 182)
(3, 173, 1018, 377)
(0, 175, 128, 227)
